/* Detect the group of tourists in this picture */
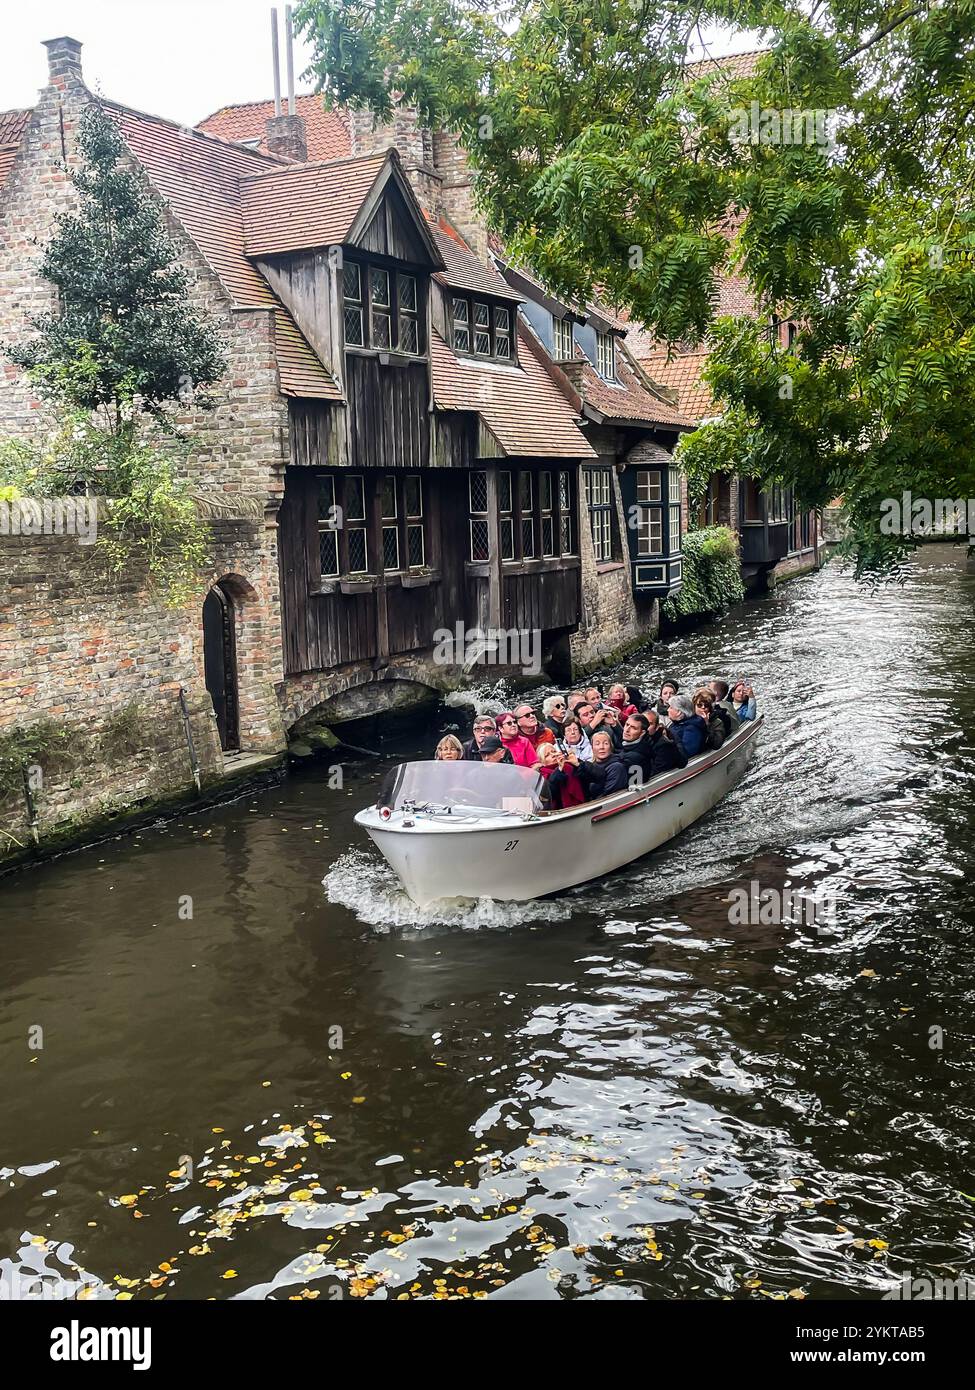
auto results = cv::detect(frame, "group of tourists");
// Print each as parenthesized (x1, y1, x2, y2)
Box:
(433, 678, 758, 810)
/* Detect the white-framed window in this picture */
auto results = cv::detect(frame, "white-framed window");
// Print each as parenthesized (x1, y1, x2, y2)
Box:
(553, 317, 574, 359)
(584, 467, 617, 562)
(596, 330, 615, 380)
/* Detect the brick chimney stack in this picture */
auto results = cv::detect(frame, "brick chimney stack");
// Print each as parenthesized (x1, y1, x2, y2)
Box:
(266, 112, 307, 162)
(44, 36, 84, 89)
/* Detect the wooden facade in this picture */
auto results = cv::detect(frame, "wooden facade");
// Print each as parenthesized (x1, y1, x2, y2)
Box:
(273, 160, 590, 684)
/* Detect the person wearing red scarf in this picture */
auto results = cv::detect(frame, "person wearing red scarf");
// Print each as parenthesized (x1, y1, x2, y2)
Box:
(606, 683, 637, 719)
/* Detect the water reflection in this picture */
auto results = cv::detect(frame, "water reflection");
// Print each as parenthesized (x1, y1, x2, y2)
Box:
(1, 546, 974, 1301)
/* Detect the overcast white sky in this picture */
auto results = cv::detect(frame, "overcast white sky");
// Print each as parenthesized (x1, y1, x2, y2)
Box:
(1, 1, 758, 126)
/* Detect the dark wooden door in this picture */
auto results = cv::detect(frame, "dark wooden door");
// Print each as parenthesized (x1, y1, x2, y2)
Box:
(203, 585, 239, 751)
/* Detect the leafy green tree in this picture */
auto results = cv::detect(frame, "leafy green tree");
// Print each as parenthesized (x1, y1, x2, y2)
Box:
(11, 103, 224, 427)
(6, 104, 223, 605)
(295, 0, 975, 573)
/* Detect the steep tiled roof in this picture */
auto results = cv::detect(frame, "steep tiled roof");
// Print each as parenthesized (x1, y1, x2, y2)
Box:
(430, 218, 522, 302)
(431, 324, 597, 459)
(197, 94, 352, 162)
(637, 350, 715, 422)
(572, 344, 693, 430)
(240, 152, 389, 256)
(684, 49, 767, 81)
(0, 108, 31, 189)
(104, 101, 340, 400)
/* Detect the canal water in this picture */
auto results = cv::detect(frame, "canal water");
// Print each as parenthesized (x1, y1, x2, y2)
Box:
(2, 544, 973, 1301)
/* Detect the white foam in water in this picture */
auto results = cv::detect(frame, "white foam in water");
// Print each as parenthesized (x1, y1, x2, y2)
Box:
(323, 847, 571, 930)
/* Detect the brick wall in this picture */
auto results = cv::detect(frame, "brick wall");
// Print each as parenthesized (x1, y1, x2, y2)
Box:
(571, 426, 658, 672)
(0, 55, 290, 860)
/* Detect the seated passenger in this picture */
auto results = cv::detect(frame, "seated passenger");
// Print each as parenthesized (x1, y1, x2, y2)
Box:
(495, 711, 538, 767)
(514, 704, 555, 750)
(542, 694, 569, 736)
(435, 734, 464, 760)
(618, 712, 654, 783)
(732, 680, 757, 722)
(667, 693, 708, 758)
(575, 729, 629, 800)
(535, 742, 587, 810)
(655, 678, 679, 725)
(607, 683, 637, 719)
(645, 708, 688, 773)
(693, 689, 726, 749)
(476, 735, 514, 764)
(462, 715, 498, 761)
(561, 716, 593, 762)
(626, 685, 649, 714)
(597, 704, 624, 750)
(709, 679, 741, 734)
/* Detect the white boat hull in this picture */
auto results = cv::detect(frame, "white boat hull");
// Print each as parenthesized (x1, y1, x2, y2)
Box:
(355, 717, 762, 906)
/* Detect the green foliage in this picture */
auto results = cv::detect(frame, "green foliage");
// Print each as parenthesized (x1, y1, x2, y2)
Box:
(0, 417, 209, 608)
(3, 104, 224, 606)
(10, 105, 224, 424)
(295, 0, 975, 576)
(0, 720, 77, 795)
(662, 524, 744, 621)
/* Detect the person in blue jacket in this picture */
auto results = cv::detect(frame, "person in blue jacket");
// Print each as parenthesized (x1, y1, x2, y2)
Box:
(666, 693, 708, 758)
(731, 680, 757, 722)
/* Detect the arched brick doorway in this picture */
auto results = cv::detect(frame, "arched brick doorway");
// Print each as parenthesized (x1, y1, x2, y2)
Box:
(203, 581, 239, 751)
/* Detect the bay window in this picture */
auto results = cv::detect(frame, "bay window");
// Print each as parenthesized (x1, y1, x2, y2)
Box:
(342, 257, 425, 355)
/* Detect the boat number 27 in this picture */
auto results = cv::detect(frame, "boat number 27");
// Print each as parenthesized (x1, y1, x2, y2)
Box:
(504, 839, 520, 852)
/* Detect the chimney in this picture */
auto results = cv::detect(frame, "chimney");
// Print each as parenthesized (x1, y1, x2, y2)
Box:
(43, 35, 84, 88)
(265, 7, 307, 161)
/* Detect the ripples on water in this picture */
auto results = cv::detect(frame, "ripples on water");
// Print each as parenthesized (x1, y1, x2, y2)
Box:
(2, 547, 975, 1301)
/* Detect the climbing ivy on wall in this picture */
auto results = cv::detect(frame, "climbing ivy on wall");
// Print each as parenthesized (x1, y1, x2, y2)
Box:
(662, 525, 745, 623)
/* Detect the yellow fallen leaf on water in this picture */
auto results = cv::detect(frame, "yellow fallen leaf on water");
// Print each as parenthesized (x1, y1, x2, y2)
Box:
(118, 1195, 138, 1207)
(859, 969, 877, 978)
(148, 1277, 166, 1289)
(868, 1238, 889, 1250)
(158, 1262, 173, 1273)
(115, 1292, 133, 1300)
(340, 1072, 351, 1080)
(352, 1096, 365, 1104)
(290, 1190, 314, 1201)
(212, 1127, 224, 1134)
(188, 1245, 210, 1256)
(221, 1270, 237, 1280)
(788, 1289, 807, 1299)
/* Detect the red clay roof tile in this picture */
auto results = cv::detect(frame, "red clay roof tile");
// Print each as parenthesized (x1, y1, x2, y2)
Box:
(240, 152, 390, 257)
(431, 324, 597, 459)
(197, 94, 352, 162)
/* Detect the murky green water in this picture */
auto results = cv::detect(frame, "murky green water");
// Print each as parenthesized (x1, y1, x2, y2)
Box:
(2, 545, 974, 1301)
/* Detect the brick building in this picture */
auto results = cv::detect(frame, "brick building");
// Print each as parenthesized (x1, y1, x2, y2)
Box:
(0, 36, 691, 856)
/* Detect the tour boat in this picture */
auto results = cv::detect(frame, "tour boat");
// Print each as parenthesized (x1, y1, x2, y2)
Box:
(355, 716, 762, 905)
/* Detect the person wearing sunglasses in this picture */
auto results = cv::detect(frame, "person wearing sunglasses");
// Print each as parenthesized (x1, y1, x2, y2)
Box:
(462, 714, 499, 761)
(541, 695, 568, 736)
(495, 711, 538, 767)
(514, 704, 555, 752)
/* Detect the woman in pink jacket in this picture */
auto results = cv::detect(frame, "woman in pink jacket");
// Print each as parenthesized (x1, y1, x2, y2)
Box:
(496, 712, 538, 767)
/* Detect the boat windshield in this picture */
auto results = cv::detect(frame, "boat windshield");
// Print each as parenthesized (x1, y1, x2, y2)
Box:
(377, 760, 547, 815)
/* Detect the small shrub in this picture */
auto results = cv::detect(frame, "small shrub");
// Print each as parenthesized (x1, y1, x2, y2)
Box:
(663, 525, 744, 622)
